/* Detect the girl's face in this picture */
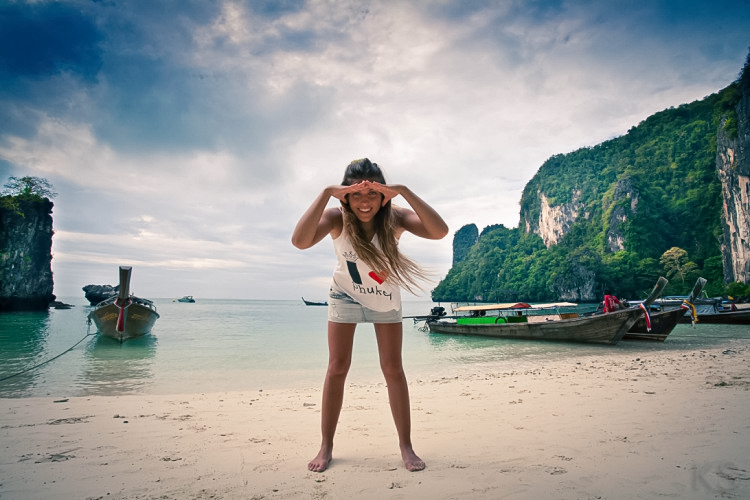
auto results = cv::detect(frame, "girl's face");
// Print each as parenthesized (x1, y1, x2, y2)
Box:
(347, 185, 382, 223)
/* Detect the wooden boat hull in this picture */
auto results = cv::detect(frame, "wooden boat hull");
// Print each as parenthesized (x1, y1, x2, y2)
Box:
(427, 307, 643, 345)
(624, 307, 686, 341)
(678, 308, 750, 325)
(656, 298, 750, 325)
(87, 266, 159, 342)
(88, 299, 159, 342)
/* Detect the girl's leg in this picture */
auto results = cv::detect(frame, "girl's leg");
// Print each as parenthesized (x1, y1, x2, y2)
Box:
(374, 322, 425, 472)
(308, 321, 356, 472)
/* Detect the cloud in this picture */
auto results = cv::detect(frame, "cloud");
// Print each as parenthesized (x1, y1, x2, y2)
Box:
(0, 0, 747, 299)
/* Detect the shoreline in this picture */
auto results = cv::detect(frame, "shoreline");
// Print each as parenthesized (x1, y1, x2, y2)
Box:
(2, 342, 749, 499)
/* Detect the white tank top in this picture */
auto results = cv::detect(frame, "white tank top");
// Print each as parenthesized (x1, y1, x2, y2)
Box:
(331, 232, 401, 312)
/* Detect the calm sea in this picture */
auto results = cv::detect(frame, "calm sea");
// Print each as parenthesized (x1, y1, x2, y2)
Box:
(1, 297, 748, 398)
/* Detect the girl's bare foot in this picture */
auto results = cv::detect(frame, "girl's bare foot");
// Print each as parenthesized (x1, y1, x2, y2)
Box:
(401, 446, 425, 472)
(308, 446, 332, 472)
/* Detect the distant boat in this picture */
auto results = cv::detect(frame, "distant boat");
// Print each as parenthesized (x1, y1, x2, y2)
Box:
(87, 266, 160, 343)
(623, 277, 707, 341)
(424, 278, 667, 345)
(177, 296, 195, 303)
(302, 297, 328, 306)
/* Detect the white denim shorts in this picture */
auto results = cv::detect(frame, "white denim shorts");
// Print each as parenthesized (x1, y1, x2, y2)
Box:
(327, 285, 402, 324)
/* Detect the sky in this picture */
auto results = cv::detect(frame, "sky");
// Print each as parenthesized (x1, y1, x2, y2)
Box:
(1, 0, 748, 301)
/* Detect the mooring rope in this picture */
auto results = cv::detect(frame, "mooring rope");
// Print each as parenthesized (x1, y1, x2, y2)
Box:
(0, 330, 96, 383)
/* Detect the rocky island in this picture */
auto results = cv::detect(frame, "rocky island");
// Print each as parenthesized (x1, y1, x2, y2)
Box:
(0, 194, 55, 311)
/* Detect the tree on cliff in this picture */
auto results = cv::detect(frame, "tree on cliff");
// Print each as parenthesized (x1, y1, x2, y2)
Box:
(2, 176, 57, 200)
(660, 247, 698, 286)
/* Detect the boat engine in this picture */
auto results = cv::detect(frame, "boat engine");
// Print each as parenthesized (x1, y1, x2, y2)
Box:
(430, 306, 446, 317)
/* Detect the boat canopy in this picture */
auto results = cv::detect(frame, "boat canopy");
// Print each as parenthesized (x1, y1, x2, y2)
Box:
(454, 302, 578, 312)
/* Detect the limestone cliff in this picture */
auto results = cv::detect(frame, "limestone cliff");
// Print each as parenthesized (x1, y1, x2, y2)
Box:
(531, 191, 583, 248)
(524, 177, 639, 255)
(436, 56, 749, 303)
(716, 63, 750, 285)
(604, 178, 639, 253)
(549, 259, 597, 301)
(0, 198, 55, 310)
(452, 224, 479, 264)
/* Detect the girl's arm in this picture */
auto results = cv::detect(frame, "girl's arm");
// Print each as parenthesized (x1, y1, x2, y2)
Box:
(291, 187, 339, 249)
(291, 185, 362, 249)
(382, 184, 449, 240)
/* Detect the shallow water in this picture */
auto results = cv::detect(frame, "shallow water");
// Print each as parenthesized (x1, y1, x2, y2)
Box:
(1, 297, 748, 398)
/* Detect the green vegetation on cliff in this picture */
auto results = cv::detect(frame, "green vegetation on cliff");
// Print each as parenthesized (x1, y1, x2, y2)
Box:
(433, 82, 744, 303)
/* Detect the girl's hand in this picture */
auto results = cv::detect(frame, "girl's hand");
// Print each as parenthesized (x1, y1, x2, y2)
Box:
(329, 183, 366, 203)
(332, 181, 404, 207)
(367, 182, 402, 207)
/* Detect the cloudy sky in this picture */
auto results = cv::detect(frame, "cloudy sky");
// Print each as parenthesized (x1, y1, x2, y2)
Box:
(1, 0, 747, 301)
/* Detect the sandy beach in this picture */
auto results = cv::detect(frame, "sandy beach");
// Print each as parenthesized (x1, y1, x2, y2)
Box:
(2, 342, 749, 500)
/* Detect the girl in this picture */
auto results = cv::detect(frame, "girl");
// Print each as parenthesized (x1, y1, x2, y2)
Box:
(291, 158, 448, 472)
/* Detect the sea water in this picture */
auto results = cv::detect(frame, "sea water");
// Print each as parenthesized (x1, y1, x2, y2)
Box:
(1, 297, 748, 398)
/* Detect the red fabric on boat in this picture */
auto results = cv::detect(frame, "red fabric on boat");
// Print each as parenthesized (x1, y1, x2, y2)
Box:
(115, 298, 131, 332)
(638, 303, 651, 331)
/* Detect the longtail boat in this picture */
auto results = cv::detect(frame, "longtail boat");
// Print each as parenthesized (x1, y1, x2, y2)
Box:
(424, 278, 668, 345)
(679, 304, 750, 324)
(87, 266, 159, 342)
(302, 297, 328, 306)
(624, 277, 707, 341)
(649, 277, 750, 325)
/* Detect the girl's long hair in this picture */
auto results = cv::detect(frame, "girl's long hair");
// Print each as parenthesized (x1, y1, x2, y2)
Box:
(341, 158, 428, 294)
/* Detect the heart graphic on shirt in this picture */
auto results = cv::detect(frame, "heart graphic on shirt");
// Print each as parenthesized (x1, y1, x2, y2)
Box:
(369, 270, 388, 284)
